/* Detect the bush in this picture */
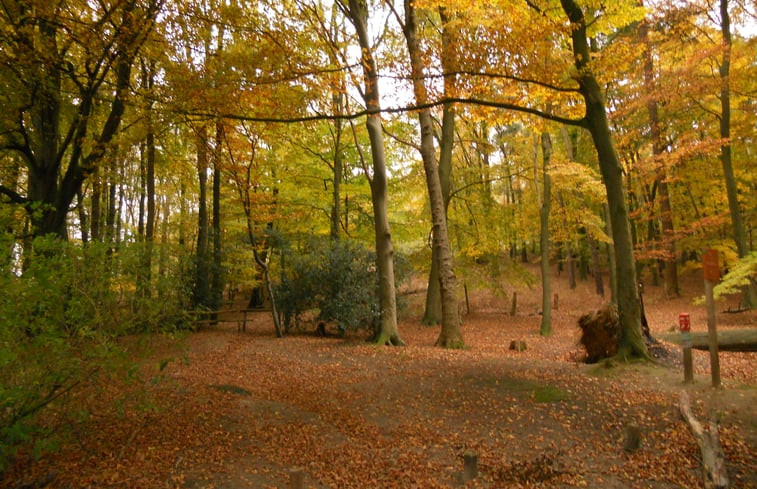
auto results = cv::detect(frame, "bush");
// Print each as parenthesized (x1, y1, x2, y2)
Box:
(0, 237, 193, 473)
(275, 238, 408, 333)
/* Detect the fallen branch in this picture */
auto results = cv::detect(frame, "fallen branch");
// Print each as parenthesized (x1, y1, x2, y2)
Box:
(678, 390, 729, 489)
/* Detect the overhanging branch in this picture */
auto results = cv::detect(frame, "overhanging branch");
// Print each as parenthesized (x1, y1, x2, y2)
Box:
(185, 97, 587, 128)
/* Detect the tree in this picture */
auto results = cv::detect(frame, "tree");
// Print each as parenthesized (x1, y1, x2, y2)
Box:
(539, 130, 552, 336)
(0, 0, 163, 239)
(558, 0, 648, 359)
(397, 0, 464, 348)
(718, 0, 756, 309)
(338, 0, 404, 346)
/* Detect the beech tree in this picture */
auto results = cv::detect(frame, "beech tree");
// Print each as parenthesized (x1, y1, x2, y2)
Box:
(338, 0, 404, 345)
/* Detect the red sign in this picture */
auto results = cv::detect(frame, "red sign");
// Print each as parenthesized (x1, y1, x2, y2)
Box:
(679, 313, 691, 332)
(703, 248, 720, 282)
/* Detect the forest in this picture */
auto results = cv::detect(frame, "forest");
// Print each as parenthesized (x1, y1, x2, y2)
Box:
(0, 0, 756, 487)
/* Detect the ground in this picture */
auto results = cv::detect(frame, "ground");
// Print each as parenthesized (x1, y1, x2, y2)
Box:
(3, 265, 756, 488)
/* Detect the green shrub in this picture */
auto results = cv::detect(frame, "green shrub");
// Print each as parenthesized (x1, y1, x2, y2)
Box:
(275, 238, 408, 333)
(0, 237, 193, 473)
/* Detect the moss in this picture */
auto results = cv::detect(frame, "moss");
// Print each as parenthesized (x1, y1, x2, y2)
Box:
(533, 385, 572, 403)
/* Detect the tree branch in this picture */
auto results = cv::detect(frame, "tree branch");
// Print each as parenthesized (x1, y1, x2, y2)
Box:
(0, 185, 28, 205)
(184, 97, 586, 128)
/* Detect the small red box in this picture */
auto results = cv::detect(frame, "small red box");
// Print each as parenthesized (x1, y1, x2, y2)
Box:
(679, 313, 691, 332)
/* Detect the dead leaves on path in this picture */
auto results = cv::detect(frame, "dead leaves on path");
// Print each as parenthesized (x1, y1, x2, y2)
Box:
(3, 281, 756, 489)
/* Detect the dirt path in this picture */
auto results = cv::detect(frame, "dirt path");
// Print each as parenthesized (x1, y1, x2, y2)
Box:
(4, 267, 756, 488)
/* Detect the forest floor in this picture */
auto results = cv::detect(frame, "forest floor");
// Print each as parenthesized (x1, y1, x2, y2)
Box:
(4, 265, 756, 489)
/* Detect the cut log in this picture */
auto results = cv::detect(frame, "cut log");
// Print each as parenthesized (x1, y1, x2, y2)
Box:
(662, 329, 757, 352)
(509, 340, 527, 352)
(679, 391, 729, 489)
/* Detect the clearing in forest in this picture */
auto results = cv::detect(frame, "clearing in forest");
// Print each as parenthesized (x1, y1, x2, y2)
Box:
(4, 268, 756, 489)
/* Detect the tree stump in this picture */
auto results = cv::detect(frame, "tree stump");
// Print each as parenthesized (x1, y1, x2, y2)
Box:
(509, 340, 527, 352)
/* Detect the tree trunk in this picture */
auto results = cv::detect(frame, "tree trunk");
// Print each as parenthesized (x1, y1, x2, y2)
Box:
(423, 7, 456, 327)
(640, 13, 679, 296)
(719, 0, 756, 309)
(194, 125, 211, 308)
(588, 232, 604, 296)
(402, 0, 463, 348)
(211, 121, 224, 310)
(540, 131, 553, 336)
(342, 0, 404, 346)
(331, 92, 344, 240)
(560, 0, 647, 359)
(90, 167, 102, 242)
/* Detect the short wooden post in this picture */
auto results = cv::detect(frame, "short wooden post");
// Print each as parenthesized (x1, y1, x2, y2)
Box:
(510, 292, 518, 316)
(463, 451, 478, 482)
(680, 313, 694, 384)
(623, 424, 641, 452)
(289, 467, 304, 489)
(242, 309, 248, 333)
(703, 249, 721, 388)
(553, 293, 559, 310)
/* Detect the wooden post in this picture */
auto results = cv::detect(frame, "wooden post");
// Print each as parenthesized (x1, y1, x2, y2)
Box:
(553, 293, 559, 311)
(623, 424, 641, 452)
(463, 451, 478, 482)
(703, 249, 721, 388)
(289, 467, 304, 489)
(680, 313, 693, 384)
(464, 284, 470, 315)
(510, 292, 518, 316)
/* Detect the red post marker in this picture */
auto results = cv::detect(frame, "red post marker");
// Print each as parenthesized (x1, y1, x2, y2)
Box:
(679, 313, 691, 332)
(679, 313, 693, 383)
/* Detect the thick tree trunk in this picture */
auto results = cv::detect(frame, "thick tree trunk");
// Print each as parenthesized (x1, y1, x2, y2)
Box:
(560, 0, 648, 359)
(403, 0, 463, 348)
(344, 0, 403, 345)
(540, 131, 552, 336)
(719, 0, 756, 309)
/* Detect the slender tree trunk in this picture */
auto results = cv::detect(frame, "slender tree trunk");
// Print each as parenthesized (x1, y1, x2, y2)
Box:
(105, 156, 118, 246)
(211, 121, 224, 310)
(342, 0, 403, 345)
(76, 189, 88, 243)
(588, 232, 604, 296)
(90, 167, 102, 242)
(423, 7, 456, 326)
(331, 93, 344, 240)
(719, 0, 756, 308)
(561, 0, 648, 359)
(540, 131, 552, 336)
(640, 13, 679, 296)
(559, 127, 577, 290)
(605, 203, 617, 303)
(194, 125, 211, 308)
(402, 0, 463, 348)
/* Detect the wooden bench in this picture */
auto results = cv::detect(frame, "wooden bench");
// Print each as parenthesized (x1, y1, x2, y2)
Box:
(192, 309, 258, 332)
